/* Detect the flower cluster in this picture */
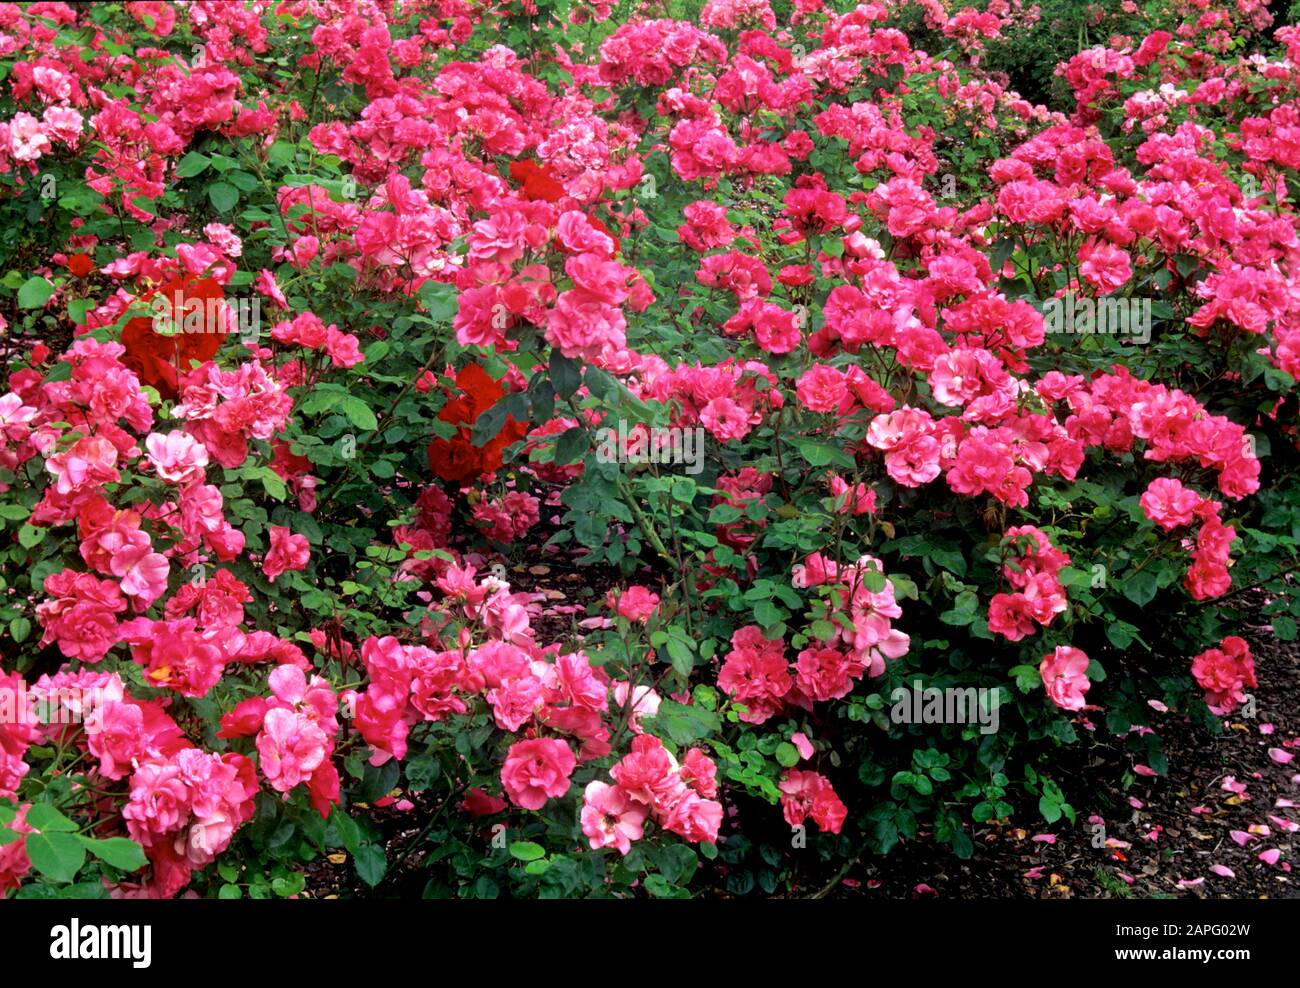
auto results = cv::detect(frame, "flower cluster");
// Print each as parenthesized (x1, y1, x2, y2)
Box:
(1191, 637, 1257, 715)
(988, 526, 1072, 642)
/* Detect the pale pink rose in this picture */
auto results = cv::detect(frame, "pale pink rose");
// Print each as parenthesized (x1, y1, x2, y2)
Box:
(1039, 645, 1091, 711)
(256, 707, 328, 792)
(580, 780, 647, 854)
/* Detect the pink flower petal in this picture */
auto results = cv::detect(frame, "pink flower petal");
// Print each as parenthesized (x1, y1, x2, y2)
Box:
(1209, 865, 1235, 878)
(790, 731, 815, 761)
(1221, 775, 1248, 795)
(1269, 748, 1294, 764)
(1258, 848, 1282, 866)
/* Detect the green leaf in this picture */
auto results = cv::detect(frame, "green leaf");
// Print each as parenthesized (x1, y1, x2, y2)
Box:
(337, 396, 378, 431)
(24, 803, 77, 833)
(1106, 620, 1139, 649)
(26, 832, 86, 883)
(404, 754, 441, 792)
(554, 427, 588, 466)
(1038, 796, 1063, 824)
(271, 873, 306, 897)
(509, 841, 546, 862)
(80, 836, 147, 872)
(643, 874, 687, 898)
(551, 353, 581, 398)
(174, 152, 212, 178)
(208, 182, 239, 212)
(354, 843, 387, 886)
(650, 700, 720, 746)
(17, 276, 54, 309)
(420, 280, 459, 322)
(664, 634, 695, 676)
(68, 298, 94, 325)
(1122, 570, 1158, 607)
(254, 467, 286, 501)
(775, 742, 800, 768)
(1009, 664, 1041, 692)
(331, 809, 361, 856)
(752, 598, 782, 628)
(17, 524, 44, 549)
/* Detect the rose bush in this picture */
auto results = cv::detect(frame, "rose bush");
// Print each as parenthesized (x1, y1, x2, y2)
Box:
(0, 0, 1295, 898)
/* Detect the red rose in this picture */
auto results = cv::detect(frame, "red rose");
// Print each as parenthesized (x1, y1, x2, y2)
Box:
(427, 364, 527, 484)
(508, 159, 564, 204)
(121, 275, 229, 398)
(427, 433, 485, 486)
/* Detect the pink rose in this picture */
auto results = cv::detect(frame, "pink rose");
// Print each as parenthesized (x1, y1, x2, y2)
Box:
(608, 585, 660, 622)
(1139, 477, 1202, 531)
(262, 525, 309, 583)
(145, 430, 210, 485)
(256, 707, 329, 792)
(1039, 646, 1091, 711)
(580, 780, 648, 854)
(501, 738, 577, 810)
(795, 364, 848, 413)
